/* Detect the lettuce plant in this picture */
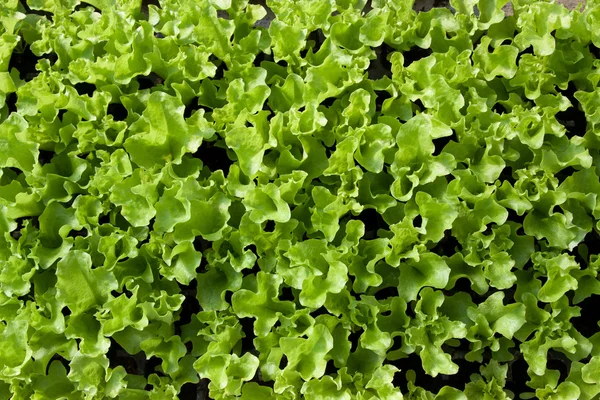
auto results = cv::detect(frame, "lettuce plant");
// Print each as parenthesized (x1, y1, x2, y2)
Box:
(1, 0, 600, 399)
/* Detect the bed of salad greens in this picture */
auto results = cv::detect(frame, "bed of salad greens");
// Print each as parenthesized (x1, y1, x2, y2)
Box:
(1, 0, 600, 399)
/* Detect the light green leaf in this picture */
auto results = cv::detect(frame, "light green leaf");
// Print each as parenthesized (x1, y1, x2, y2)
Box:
(56, 250, 118, 315)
